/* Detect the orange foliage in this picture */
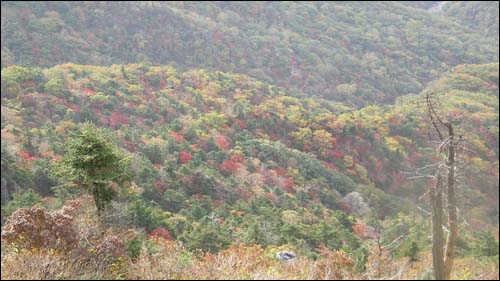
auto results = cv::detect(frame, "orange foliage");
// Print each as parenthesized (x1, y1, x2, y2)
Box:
(214, 135, 231, 150)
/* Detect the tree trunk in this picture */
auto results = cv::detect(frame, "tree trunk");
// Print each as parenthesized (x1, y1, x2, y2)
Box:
(444, 125, 457, 279)
(92, 186, 105, 220)
(430, 175, 445, 280)
(425, 94, 459, 280)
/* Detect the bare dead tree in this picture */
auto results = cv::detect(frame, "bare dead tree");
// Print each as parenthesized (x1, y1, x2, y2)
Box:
(427, 92, 462, 280)
(405, 93, 464, 280)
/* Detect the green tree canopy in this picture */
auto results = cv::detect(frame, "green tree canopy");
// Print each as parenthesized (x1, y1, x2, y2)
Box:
(51, 122, 131, 218)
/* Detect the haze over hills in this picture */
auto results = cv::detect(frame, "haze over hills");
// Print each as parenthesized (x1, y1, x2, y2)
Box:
(1, 1, 499, 280)
(437, 1, 499, 38)
(1, 1, 498, 106)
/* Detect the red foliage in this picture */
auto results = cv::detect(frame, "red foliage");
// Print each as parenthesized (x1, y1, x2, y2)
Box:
(352, 222, 367, 238)
(230, 154, 244, 163)
(20, 152, 36, 167)
(169, 131, 185, 144)
(264, 192, 276, 202)
(214, 135, 231, 150)
(219, 159, 239, 176)
(234, 119, 247, 129)
(81, 88, 96, 96)
(148, 227, 171, 241)
(51, 97, 69, 106)
(68, 104, 80, 112)
(21, 80, 35, 88)
(153, 180, 165, 191)
(1, 203, 80, 251)
(330, 137, 337, 148)
(41, 150, 53, 158)
(110, 111, 129, 127)
(283, 177, 294, 193)
(273, 168, 287, 176)
(322, 161, 335, 170)
(123, 140, 135, 152)
(213, 30, 222, 41)
(21, 151, 32, 161)
(179, 151, 192, 164)
(332, 149, 344, 159)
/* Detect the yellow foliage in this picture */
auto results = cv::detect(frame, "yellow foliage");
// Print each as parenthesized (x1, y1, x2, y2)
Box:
(384, 136, 400, 152)
(290, 127, 312, 144)
(281, 210, 300, 224)
(55, 120, 76, 134)
(344, 155, 354, 168)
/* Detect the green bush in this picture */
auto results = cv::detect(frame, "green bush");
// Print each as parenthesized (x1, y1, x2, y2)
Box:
(1, 189, 42, 217)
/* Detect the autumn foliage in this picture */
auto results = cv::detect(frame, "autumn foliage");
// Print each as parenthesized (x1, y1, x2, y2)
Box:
(179, 151, 192, 164)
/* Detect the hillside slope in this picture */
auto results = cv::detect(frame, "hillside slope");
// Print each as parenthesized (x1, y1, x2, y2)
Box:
(439, 1, 499, 38)
(1, 62, 498, 229)
(1, 1, 498, 106)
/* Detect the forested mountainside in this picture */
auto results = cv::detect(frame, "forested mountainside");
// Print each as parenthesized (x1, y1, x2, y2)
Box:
(1, 1, 498, 106)
(404, 1, 500, 38)
(1, 1, 499, 280)
(1, 61, 498, 254)
(438, 1, 500, 38)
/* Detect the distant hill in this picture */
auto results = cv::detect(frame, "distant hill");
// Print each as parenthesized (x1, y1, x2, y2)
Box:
(1, 1, 498, 106)
(439, 1, 499, 38)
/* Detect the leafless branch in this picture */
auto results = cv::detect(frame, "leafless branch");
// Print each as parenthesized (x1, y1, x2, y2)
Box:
(407, 175, 435, 180)
(417, 206, 431, 216)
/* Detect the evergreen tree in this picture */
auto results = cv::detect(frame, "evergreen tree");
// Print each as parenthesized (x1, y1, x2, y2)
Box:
(51, 122, 131, 218)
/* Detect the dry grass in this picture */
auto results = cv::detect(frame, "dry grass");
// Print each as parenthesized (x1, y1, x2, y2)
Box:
(2, 198, 498, 280)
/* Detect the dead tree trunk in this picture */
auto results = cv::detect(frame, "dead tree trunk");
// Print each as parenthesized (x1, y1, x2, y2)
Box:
(444, 124, 458, 279)
(424, 94, 459, 280)
(430, 175, 445, 280)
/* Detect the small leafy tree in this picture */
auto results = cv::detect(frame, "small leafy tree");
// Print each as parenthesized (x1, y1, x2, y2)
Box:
(473, 231, 499, 257)
(51, 122, 130, 219)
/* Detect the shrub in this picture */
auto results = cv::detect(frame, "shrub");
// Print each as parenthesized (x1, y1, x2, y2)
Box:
(1, 201, 80, 251)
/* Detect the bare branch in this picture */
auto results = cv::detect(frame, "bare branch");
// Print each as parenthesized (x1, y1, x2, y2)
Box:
(417, 206, 431, 216)
(427, 94, 444, 141)
(407, 175, 435, 180)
